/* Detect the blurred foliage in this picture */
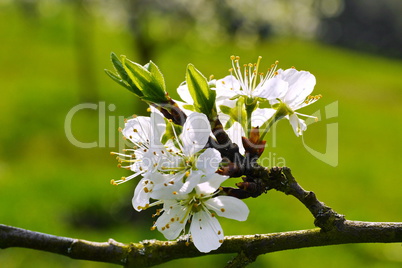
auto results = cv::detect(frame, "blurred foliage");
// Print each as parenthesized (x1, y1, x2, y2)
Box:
(0, 1, 402, 267)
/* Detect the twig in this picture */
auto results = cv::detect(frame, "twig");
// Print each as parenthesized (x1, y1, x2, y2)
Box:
(1, 221, 402, 267)
(265, 166, 345, 231)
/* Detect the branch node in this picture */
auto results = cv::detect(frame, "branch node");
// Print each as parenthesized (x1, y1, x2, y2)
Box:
(225, 250, 257, 268)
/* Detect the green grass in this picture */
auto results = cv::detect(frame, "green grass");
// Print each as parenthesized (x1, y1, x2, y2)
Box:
(1, 3, 402, 268)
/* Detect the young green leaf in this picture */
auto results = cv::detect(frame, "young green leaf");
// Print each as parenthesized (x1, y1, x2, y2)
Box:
(104, 69, 131, 91)
(186, 64, 216, 117)
(109, 53, 143, 97)
(145, 61, 166, 92)
(123, 57, 168, 103)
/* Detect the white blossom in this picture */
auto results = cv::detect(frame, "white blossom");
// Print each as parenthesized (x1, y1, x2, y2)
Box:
(266, 68, 321, 136)
(153, 174, 249, 253)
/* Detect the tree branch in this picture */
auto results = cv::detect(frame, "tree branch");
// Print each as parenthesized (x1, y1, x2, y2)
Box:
(265, 166, 345, 231)
(1, 167, 400, 267)
(1, 221, 402, 267)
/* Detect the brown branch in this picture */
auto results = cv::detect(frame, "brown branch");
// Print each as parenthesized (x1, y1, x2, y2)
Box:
(1, 166, 400, 267)
(1, 221, 402, 268)
(265, 166, 345, 231)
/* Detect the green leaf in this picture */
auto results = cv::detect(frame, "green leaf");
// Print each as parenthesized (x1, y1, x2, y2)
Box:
(109, 53, 143, 97)
(123, 57, 168, 103)
(145, 61, 166, 92)
(186, 64, 216, 117)
(110, 53, 129, 81)
(161, 119, 183, 145)
(182, 104, 196, 112)
(104, 69, 131, 90)
(219, 99, 247, 132)
(224, 118, 235, 129)
(219, 105, 232, 115)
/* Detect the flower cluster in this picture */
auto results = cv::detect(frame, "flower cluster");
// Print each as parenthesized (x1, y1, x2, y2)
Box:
(180, 56, 321, 139)
(111, 111, 249, 252)
(107, 54, 321, 253)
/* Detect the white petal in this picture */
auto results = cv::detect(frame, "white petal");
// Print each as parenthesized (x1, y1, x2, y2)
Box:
(150, 173, 183, 200)
(156, 201, 188, 240)
(225, 122, 245, 155)
(288, 113, 307, 136)
(195, 173, 228, 195)
(149, 111, 166, 149)
(176, 82, 194, 105)
(215, 75, 241, 93)
(190, 209, 224, 253)
(251, 108, 276, 127)
(179, 171, 202, 194)
(181, 112, 211, 156)
(279, 69, 316, 108)
(196, 148, 222, 175)
(122, 116, 151, 144)
(204, 196, 249, 221)
(254, 75, 288, 101)
(132, 178, 151, 212)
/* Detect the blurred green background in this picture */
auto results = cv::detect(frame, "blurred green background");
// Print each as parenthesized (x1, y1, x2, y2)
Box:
(1, 0, 402, 267)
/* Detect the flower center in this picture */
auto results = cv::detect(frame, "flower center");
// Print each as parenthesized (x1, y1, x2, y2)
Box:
(229, 55, 279, 98)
